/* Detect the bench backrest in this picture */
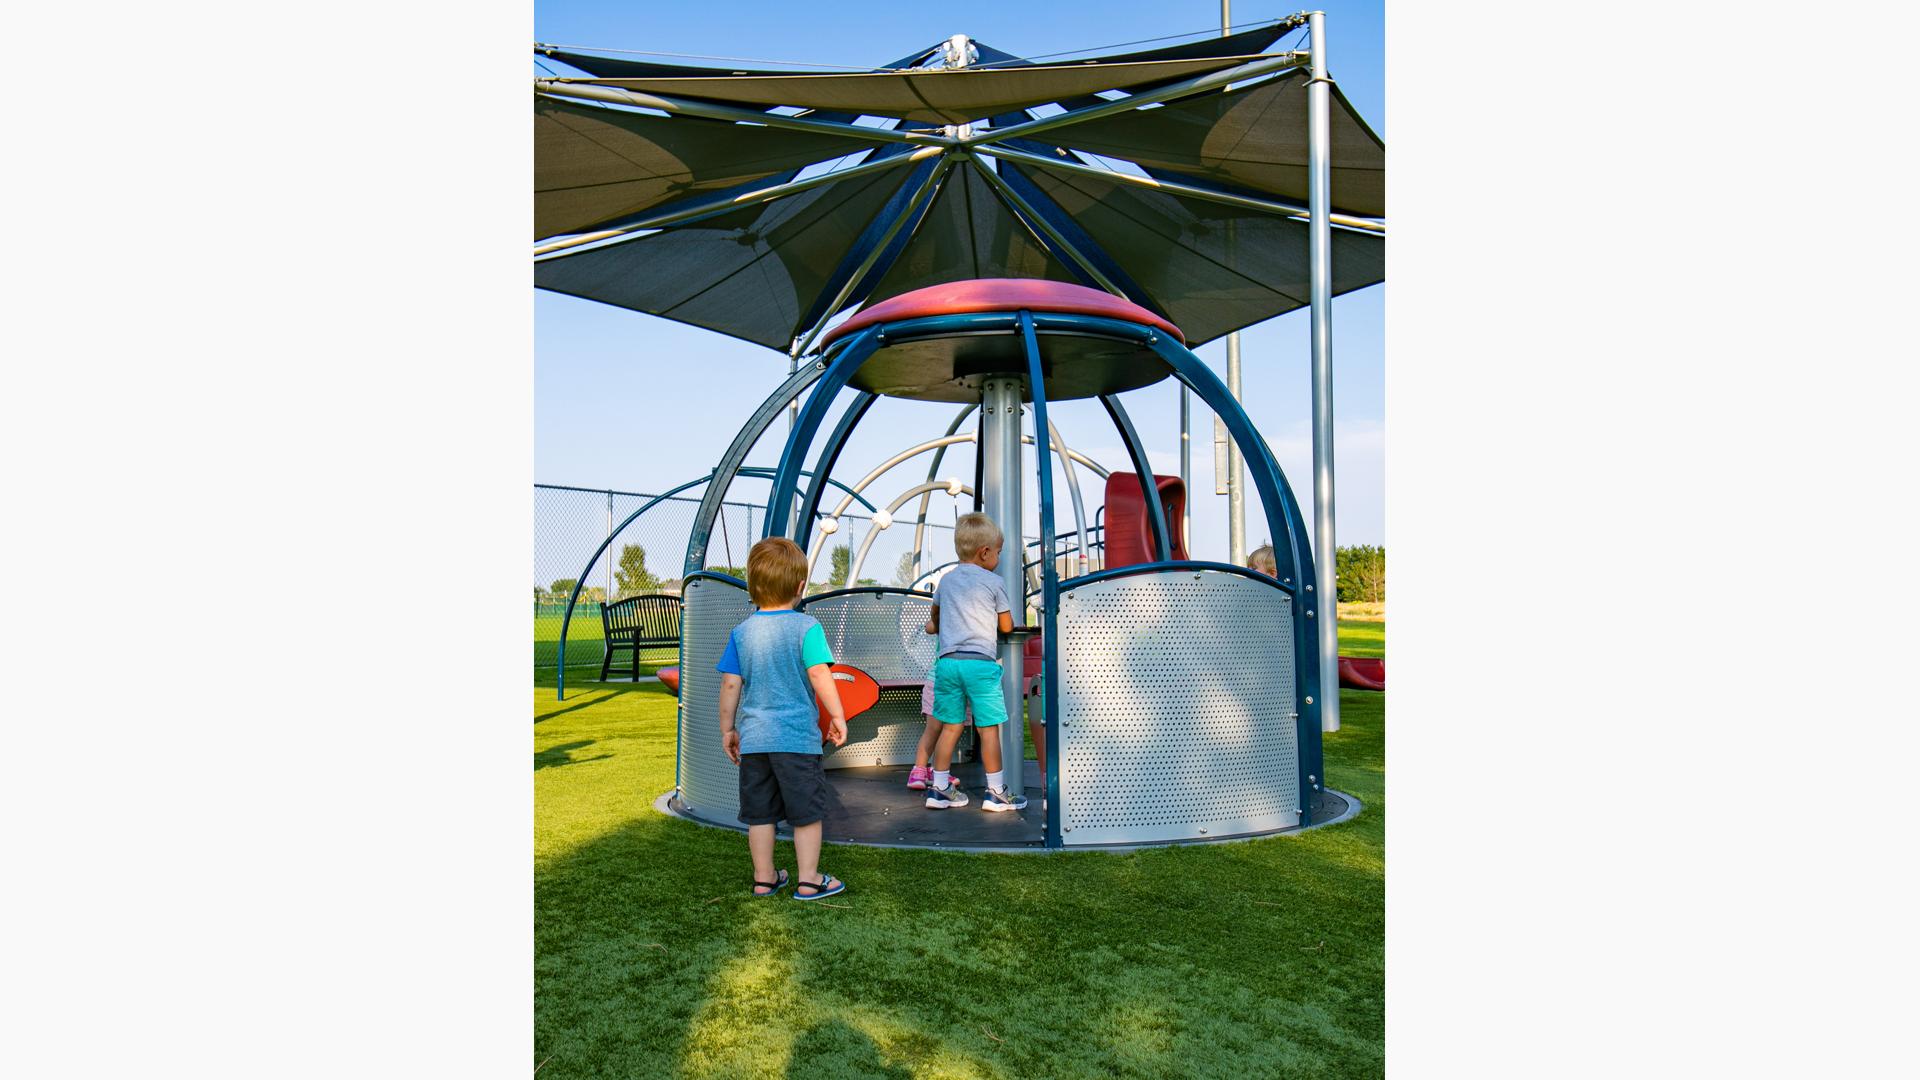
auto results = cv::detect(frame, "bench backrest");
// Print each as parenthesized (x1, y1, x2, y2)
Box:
(601, 595, 684, 642)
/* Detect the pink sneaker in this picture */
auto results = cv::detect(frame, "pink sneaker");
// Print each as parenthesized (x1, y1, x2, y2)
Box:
(906, 765, 932, 790)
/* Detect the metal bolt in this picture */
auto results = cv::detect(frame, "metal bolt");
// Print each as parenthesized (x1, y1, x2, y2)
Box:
(1306, 610, 1314, 618)
(1306, 583, 1313, 591)
(1304, 696, 1313, 705)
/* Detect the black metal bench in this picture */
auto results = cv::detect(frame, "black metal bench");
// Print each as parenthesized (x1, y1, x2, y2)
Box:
(599, 595, 683, 681)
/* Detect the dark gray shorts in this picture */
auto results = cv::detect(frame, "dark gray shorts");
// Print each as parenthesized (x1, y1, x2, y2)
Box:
(737, 752, 831, 827)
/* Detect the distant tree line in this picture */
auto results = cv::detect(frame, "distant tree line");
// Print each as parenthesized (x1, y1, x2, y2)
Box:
(1335, 545, 1385, 603)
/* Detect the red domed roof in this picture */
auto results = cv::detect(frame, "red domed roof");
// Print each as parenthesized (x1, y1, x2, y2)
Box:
(821, 278, 1185, 349)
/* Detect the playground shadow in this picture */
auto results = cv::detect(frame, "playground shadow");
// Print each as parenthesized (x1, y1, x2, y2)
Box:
(535, 685, 662, 725)
(535, 740, 612, 770)
(784, 1021, 911, 1080)
(534, 800, 1384, 1077)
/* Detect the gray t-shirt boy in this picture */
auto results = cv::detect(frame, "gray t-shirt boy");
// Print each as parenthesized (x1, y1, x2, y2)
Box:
(934, 562, 1012, 661)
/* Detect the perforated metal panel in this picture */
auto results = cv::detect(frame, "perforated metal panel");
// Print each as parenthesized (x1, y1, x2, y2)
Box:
(675, 577, 756, 822)
(1057, 568, 1299, 846)
(802, 591, 940, 767)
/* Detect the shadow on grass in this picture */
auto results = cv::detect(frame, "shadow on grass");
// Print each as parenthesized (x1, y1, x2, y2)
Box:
(535, 686, 663, 724)
(535, 806, 1383, 1078)
(536, 740, 613, 771)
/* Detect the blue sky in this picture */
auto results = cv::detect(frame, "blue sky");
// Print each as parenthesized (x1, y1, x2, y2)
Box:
(535, 0, 1385, 559)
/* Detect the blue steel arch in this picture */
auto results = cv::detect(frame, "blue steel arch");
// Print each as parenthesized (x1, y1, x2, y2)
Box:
(555, 466, 874, 701)
(753, 308, 1324, 831)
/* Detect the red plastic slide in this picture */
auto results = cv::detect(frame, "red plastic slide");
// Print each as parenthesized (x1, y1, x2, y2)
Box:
(1337, 656, 1386, 692)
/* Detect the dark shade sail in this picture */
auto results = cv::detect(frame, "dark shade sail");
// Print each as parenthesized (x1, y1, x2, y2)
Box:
(557, 55, 1276, 124)
(1011, 163, 1384, 345)
(535, 95, 858, 240)
(1048, 71, 1385, 217)
(534, 165, 915, 349)
(537, 23, 1292, 81)
(863, 165, 1082, 306)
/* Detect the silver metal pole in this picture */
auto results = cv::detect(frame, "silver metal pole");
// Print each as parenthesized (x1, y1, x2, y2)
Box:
(1180, 388, 1191, 550)
(1046, 419, 1090, 577)
(606, 491, 615, 601)
(979, 375, 1026, 795)
(1222, 2, 1248, 570)
(1307, 10, 1340, 733)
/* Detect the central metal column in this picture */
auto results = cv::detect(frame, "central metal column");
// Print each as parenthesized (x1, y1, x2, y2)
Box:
(1307, 10, 1341, 733)
(978, 374, 1026, 795)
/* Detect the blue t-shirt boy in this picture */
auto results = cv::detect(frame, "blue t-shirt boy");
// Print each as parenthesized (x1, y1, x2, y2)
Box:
(717, 611, 836, 754)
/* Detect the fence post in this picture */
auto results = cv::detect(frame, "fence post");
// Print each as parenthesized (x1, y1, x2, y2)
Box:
(605, 491, 615, 602)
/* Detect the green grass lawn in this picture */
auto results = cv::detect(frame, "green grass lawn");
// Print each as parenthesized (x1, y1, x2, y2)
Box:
(535, 620, 1385, 1078)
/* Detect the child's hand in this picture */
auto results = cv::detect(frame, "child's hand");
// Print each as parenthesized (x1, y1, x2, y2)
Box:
(827, 716, 848, 747)
(722, 729, 741, 764)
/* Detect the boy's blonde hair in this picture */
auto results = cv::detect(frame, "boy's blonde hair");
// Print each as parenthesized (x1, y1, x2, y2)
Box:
(1248, 544, 1278, 575)
(746, 536, 808, 606)
(953, 512, 1003, 561)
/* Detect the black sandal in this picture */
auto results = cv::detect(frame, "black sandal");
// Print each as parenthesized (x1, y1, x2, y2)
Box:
(751, 869, 790, 897)
(792, 873, 846, 901)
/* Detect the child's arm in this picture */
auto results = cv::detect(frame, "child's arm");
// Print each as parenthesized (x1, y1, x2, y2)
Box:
(924, 604, 940, 635)
(998, 611, 1014, 634)
(805, 664, 848, 747)
(718, 673, 743, 764)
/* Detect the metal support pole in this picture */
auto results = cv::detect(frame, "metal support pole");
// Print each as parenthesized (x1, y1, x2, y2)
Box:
(1307, 10, 1340, 733)
(605, 492, 615, 601)
(1222, 0, 1247, 571)
(978, 374, 1027, 797)
(1180, 388, 1191, 552)
(1226, 333, 1245, 565)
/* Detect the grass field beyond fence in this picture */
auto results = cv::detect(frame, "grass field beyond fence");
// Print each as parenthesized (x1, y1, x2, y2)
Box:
(535, 619, 1386, 1077)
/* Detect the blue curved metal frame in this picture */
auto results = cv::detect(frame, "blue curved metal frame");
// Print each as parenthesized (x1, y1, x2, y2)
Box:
(795, 391, 878, 547)
(1098, 394, 1174, 561)
(748, 309, 1324, 840)
(555, 465, 874, 701)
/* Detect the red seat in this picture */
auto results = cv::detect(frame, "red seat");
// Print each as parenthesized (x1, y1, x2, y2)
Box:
(822, 279, 1185, 348)
(1102, 472, 1188, 568)
(656, 666, 681, 694)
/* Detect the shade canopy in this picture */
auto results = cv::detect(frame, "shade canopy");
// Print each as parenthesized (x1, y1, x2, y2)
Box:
(551, 56, 1275, 126)
(534, 20, 1384, 353)
(534, 95, 864, 240)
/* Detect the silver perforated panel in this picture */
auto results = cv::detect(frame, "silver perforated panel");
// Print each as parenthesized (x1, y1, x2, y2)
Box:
(675, 577, 756, 822)
(802, 591, 939, 768)
(1057, 569, 1300, 846)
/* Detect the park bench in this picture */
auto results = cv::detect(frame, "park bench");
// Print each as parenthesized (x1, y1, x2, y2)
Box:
(599, 595, 683, 682)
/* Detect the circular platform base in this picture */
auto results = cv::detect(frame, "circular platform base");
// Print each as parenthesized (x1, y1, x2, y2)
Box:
(659, 760, 1360, 853)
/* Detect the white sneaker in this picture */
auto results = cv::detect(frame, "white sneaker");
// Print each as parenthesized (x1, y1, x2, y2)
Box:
(981, 785, 1028, 812)
(925, 782, 970, 809)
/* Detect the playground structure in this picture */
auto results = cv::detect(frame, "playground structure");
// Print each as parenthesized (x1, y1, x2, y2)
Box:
(534, 15, 1384, 849)
(664, 278, 1338, 849)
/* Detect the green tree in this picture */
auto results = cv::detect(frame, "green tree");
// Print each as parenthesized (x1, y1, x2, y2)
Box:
(533, 585, 548, 605)
(614, 543, 659, 598)
(1334, 545, 1385, 603)
(550, 578, 577, 597)
(827, 544, 851, 589)
(892, 551, 918, 587)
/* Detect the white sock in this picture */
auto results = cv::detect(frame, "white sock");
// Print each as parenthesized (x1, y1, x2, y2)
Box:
(933, 770, 951, 789)
(987, 771, 1004, 791)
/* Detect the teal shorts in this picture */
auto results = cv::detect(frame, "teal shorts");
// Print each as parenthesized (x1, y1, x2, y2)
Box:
(932, 656, 1008, 728)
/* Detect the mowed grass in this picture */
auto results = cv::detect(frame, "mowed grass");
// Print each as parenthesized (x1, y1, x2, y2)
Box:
(534, 619, 1386, 1078)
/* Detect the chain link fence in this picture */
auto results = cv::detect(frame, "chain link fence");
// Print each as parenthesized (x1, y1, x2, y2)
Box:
(535, 483, 960, 673)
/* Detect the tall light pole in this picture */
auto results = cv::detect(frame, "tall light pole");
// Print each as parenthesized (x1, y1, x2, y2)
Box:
(1221, 0, 1246, 567)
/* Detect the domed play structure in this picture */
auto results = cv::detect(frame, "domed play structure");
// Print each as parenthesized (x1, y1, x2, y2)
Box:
(534, 14, 1384, 849)
(666, 279, 1345, 849)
